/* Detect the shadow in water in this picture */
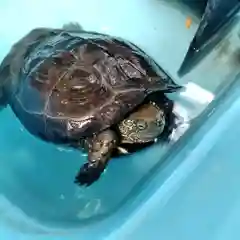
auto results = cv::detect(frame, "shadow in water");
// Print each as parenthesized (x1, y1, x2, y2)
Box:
(180, 0, 208, 16)
(178, 0, 240, 76)
(178, 15, 240, 76)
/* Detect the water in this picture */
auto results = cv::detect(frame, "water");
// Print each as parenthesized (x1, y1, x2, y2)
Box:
(108, 78, 240, 240)
(0, 0, 240, 235)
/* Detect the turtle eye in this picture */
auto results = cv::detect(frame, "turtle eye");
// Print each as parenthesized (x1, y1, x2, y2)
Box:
(156, 119, 163, 127)
(125, 119, 134, 126)
(137, 120, 147, 130)
(156, 111, 165, 127)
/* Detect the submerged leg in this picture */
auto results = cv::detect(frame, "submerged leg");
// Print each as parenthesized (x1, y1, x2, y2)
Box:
(0, 86, 8, 110)
(75, 129, 119, 186)
(0, 64, 10, 110)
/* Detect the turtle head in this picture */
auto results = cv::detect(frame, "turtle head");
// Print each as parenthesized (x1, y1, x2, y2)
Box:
(118, 103, 166, 144)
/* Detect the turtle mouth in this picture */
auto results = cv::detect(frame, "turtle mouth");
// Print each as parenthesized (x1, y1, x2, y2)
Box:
(138, 121, 166, 142)
(137, 133, 162, 143)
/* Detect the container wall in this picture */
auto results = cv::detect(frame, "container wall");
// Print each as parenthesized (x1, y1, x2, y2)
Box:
(0, 0, 239, 237)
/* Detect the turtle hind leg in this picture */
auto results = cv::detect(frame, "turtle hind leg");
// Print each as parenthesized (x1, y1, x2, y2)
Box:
(0, 87, 8, 110)
(74, 129, 119, 187)
(0, 64, 10, 110)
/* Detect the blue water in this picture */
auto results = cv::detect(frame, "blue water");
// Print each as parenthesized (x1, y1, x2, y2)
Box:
(0, 0, 240, 238)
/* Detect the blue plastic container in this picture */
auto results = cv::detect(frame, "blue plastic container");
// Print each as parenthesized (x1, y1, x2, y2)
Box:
(0, 0, 240, 239)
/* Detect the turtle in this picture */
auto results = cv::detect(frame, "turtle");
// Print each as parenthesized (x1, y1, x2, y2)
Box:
(0, 23, 182, 186)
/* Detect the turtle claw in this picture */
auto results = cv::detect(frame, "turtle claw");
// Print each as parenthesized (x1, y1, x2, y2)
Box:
(74, 162, 105, 187)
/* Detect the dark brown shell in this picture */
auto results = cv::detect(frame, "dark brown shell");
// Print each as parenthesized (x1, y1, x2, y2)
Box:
(5, 30, 181, 143)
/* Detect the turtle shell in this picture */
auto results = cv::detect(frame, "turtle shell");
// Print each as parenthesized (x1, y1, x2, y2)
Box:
(6, 30, 181, 143)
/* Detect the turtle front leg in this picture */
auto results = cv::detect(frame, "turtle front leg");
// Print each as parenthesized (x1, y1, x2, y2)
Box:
(74, 129, 119, 187)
